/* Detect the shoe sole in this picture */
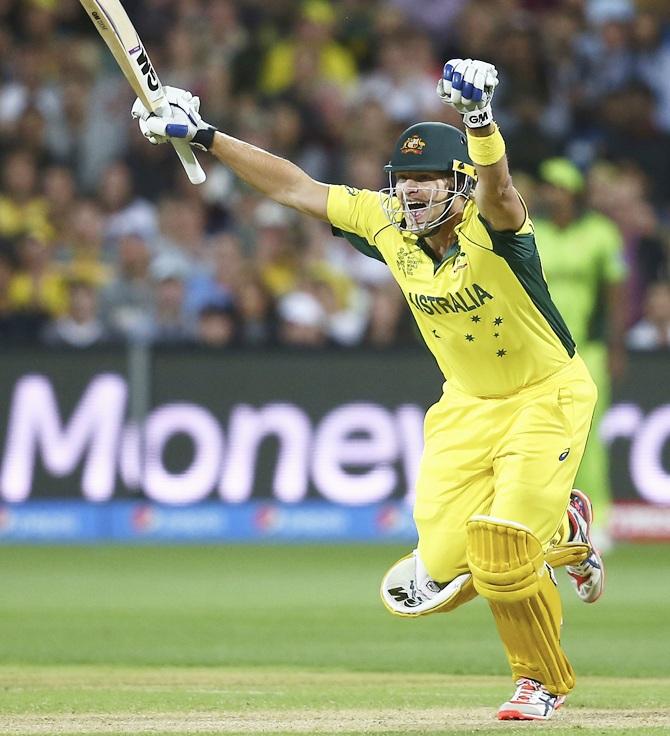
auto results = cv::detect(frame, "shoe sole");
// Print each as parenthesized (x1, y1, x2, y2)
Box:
(497, 697, 566, 721)
(498, 709, 552, 720)
(570, 489, 605, 603)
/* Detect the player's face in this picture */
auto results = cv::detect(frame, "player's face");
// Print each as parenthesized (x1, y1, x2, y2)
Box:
(381, 168, 473, 234)
(395, 172, 451, 228)
(394, 171, 469, 233)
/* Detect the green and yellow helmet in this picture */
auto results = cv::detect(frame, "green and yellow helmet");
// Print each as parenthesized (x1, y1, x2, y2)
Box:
(381, 122, 477, 234)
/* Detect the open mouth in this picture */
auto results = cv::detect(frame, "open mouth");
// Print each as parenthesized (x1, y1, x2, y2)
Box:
(407, 202, 429, 221)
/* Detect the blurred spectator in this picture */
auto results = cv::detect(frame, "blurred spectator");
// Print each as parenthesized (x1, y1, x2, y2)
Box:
(448, 1, 503, 61)
(98, 161, 158, 245)
(597, 82, 670, 205)
(259, 0, 357, 96)
(503, 97, 561, 175)
(99, 233, 154, 340)
(14, 106, 54, 168)
(627, 280, 670, 349)
(277, 289, 328, 347)
(301, 219, 370, 345)
(251, 200, 302, 297)
(0, 150, 52, 241)
(535, 157, 628, 542)
(364, 282, 408, 348)
(0, 239, 43, 341)
(200, 1, 250, 110)
(535, 5, 584, 138)
(387, 0, 468, 54)
(8, 232, 67, 318)
(196, 301, 239, 348)
(335, 0, 383, 71)
(41, 277, 110, 348)
(587, 161, 668, 323)
(0, 44, 60, 138)
(185, 232, 242, 317)
(310, 275, 367, 346)
(634, 10, 670, 132)
(161, 21, 202, 95)
(147, 254, 194, 343)
(55, 199, 113, 282)
(153, 196, 208, 273)
(355, 32, 442, 125)
(495, 25, 552, 117)
(579, 2, 636, 107)
(235, 267, 278, 346)
(43, 165, 78, 244)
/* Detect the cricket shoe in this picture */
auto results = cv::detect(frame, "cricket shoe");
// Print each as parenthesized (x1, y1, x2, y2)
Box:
(497, 677, 566, 721)
(566, 488, 605, 603)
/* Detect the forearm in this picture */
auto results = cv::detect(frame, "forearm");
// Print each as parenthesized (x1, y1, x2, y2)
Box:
(467, 123, 524, 230)
(209, 132, 312, 208)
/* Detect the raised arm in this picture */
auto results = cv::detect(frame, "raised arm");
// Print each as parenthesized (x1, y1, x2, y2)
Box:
(208, 132, 330, 221)
(437, 59, 526, 232)
(132, 87, 330, 222)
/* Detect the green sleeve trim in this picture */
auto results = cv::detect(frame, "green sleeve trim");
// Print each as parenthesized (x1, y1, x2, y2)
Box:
(331, 226, 386, 263)
(478, 216, 576, 357)
(477, 213, 536, 260)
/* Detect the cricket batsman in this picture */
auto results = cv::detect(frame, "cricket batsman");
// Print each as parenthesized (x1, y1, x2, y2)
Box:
(132, 57, 605, 721)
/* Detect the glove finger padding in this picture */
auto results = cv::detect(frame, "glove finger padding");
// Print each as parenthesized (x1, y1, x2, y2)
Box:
(139, 116, 167, 145)
(449, 58, 472, 106)
(131, 97, 151, 121)
(141, 102, 195, 141)
(471, 67, 487, 105)
(436, 78, 449, 103)
(460, 63, 480, 111)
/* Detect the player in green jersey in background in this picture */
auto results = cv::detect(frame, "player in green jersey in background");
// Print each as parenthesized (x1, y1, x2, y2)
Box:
(534, 158, 628, 551)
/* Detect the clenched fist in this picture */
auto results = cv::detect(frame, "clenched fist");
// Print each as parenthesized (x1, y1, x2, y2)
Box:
(437, 59, 499, 129)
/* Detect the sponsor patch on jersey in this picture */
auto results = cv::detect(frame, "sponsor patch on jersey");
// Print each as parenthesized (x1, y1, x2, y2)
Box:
(400, 135, 426, 155)
(559, 448, 570, 461)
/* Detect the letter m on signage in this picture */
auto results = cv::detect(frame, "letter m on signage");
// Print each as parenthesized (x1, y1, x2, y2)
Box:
(0, 374, 127, 502)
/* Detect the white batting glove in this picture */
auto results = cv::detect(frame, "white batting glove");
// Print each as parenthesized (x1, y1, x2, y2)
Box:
(436, 59, 499, 128)
(131, 86, 217, 151)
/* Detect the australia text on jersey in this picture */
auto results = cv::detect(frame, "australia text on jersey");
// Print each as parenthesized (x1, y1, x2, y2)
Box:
(408, 283, 494, 315)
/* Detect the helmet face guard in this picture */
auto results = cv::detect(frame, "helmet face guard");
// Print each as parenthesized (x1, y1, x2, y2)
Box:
(380, 162, 475, 234)
(380, 122, 477, 235)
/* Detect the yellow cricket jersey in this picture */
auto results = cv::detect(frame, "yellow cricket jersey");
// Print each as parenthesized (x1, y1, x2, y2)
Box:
(327, 185, 576, 398)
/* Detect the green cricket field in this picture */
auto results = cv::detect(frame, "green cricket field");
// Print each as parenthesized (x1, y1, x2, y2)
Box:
(0, 542, 668, 735)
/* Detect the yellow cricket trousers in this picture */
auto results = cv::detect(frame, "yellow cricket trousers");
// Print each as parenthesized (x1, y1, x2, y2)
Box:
(414, 353, 598, 583)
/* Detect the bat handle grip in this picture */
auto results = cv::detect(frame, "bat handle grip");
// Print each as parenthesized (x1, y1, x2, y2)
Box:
(171, 139, 206, 185)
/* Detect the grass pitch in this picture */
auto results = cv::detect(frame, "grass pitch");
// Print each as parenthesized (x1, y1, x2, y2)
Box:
(0, 543, 668, 735)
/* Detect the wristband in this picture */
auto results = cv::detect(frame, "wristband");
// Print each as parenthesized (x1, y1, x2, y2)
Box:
(192, 126, 217, 151)
(463, 103, 493, 129)
(466, 124, 506, 167)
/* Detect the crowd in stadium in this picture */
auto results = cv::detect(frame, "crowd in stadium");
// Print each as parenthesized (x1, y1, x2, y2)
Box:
(1, 0, 670, 350)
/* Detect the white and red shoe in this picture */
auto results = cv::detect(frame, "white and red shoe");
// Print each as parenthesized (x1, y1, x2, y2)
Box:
(566, 489, 605, 603)
(498, 677, 566, 721)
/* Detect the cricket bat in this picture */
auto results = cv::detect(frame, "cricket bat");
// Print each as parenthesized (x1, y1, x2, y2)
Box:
(79, 0, 206, 185)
